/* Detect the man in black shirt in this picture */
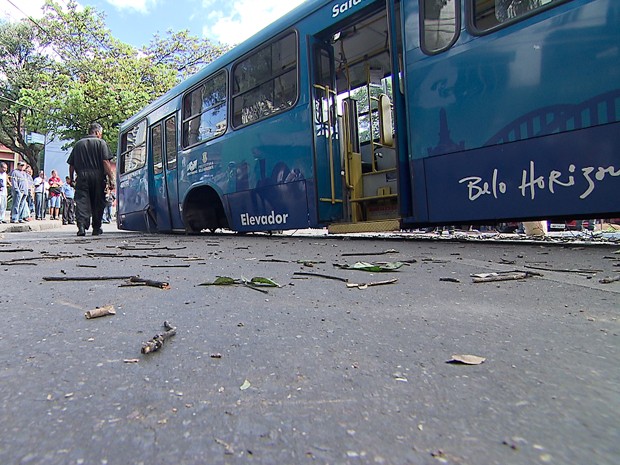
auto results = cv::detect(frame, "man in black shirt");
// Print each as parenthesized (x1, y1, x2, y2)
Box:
(67, 122, 115, 236)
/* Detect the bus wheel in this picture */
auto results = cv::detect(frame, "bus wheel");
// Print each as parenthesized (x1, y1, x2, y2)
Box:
(183, 186, 230, 233)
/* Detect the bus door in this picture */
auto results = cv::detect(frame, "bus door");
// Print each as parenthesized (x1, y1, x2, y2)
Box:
(310, 38, 344, 223)
(148, 117, 176, 232)
(317, 5, 402, 233)
(162, 116, 183, 230)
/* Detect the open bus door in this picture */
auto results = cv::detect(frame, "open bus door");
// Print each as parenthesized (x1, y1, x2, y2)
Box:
(148, 116, 181, 232)
(310, 38, 344, 224)
(312, 4, 403, 233)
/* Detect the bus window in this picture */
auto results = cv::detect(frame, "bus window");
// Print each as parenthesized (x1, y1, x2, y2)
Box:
(421, 0, 460, 54)
(182, 71, 227, 148)
(473, 0, 566, 31)
(119, 120, 147, 175)
(232, 32, 298, 127)
(152, 124, 163, 175)
(165, 116, 177, 171)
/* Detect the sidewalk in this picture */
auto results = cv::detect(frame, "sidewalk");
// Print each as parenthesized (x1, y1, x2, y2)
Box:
(0, 212, 63, 234)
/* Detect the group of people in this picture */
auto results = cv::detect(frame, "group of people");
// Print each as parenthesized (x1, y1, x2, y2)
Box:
(0, 123, 116, 236)
(0, 163, 77, 225)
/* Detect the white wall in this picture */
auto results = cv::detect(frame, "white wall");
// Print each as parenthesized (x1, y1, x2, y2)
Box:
(43, 136, 72, 180)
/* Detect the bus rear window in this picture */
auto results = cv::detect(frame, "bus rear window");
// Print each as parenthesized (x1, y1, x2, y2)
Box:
(232, 32, 298, 127)
(119, 120, 147, 175)
(473, 0, 566, 31)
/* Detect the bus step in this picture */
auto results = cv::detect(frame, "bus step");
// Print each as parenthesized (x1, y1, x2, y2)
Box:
(328, 219, 401, 234)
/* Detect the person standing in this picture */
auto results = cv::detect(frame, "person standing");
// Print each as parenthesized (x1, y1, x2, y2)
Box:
(102, 185, 115, 224)
(10, 161, 28, 223)
(0, 162, 8, 223)
(24, 165, 35, 221)
(33, 170, 46, 220)
(61, 176, 76, 225)
(67, 122, 115, 236)
(48, 170, 63, 220)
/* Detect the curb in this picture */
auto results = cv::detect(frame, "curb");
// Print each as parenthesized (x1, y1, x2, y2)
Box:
(0, 219, 63, 234)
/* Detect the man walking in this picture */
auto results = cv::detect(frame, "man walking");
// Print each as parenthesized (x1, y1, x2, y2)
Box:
(67, 122, 115, 236)
(10, 161, 28, 223)
(0, 162, 8, 223)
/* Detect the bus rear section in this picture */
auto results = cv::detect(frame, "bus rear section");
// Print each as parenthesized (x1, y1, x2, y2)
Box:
(403, 0, 620, 227)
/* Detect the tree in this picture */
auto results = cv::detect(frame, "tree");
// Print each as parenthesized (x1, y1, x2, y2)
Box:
(6, 0, 231, 159)
(143, 30, 233, 82)
(0, 20, 53, 173)
(17, 0, 178, 154)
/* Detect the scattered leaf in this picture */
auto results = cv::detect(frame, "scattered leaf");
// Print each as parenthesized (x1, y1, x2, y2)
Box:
(240, 379, 251, 391)
(212, 276, 237, 285)
(447, 354, 486, 365)
(248, 277, 280, 287)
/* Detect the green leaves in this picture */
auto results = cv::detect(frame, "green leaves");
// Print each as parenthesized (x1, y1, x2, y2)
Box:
(199, 276, 281, 293)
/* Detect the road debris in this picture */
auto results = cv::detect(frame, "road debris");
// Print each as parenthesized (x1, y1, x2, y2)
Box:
(346, 278, 398, 290)
(293, 271, 348, 282)
(119, 245, 187, 251)
(439, 277, 461, 283)
(524, 264, 602, 274)
(43, 275, 134, 282)
(471, 271, 542, 283)
(447, 354, 486, 365)
(123, 276, 171, 289)
(341, 249, 398, 257)
(84, 305, 116, 319)
(215, 438, 235, 455)
(599, 275, 620, 284)
(147, 264, 191, 268)
(333, 261, 404, 272)
(141, 321, 177, 354)
(240, 379, 251, 390)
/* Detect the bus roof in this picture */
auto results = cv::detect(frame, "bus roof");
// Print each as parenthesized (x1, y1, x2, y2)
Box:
(120, 0, 333, 130)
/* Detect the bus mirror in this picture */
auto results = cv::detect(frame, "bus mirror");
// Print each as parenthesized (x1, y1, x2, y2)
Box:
(379, 94, 393, 147)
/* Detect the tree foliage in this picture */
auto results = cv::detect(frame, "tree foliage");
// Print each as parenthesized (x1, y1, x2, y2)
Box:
(143, 30, 233, 82)
(0, 0, 231, 173)
(0, 20, 52, 172)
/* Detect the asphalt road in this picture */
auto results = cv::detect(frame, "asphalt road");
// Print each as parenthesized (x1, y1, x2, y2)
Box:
(0, 226, 618, 465)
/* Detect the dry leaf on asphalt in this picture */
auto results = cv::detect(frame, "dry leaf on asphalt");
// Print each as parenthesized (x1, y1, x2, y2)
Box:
(447, 354, 486, 365)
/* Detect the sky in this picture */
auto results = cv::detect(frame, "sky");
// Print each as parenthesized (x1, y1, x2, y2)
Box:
(0, 0, 308, 47)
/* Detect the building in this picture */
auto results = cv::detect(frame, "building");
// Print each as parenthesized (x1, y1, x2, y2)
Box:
(0, 143, 16, 171)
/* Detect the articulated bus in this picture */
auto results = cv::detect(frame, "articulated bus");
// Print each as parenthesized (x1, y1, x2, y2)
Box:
(117, 0, 619, 234)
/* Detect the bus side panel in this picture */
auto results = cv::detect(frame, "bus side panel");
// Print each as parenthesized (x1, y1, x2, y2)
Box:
(227, 180, 311, 231)
(117, 167, 151, 231)
(423, 122, 620, 222)
(177, 106, 318, 230)
(404, 0, 620, 223)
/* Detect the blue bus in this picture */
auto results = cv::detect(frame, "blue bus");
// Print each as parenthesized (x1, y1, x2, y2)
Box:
(117, 0, 620, 234)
